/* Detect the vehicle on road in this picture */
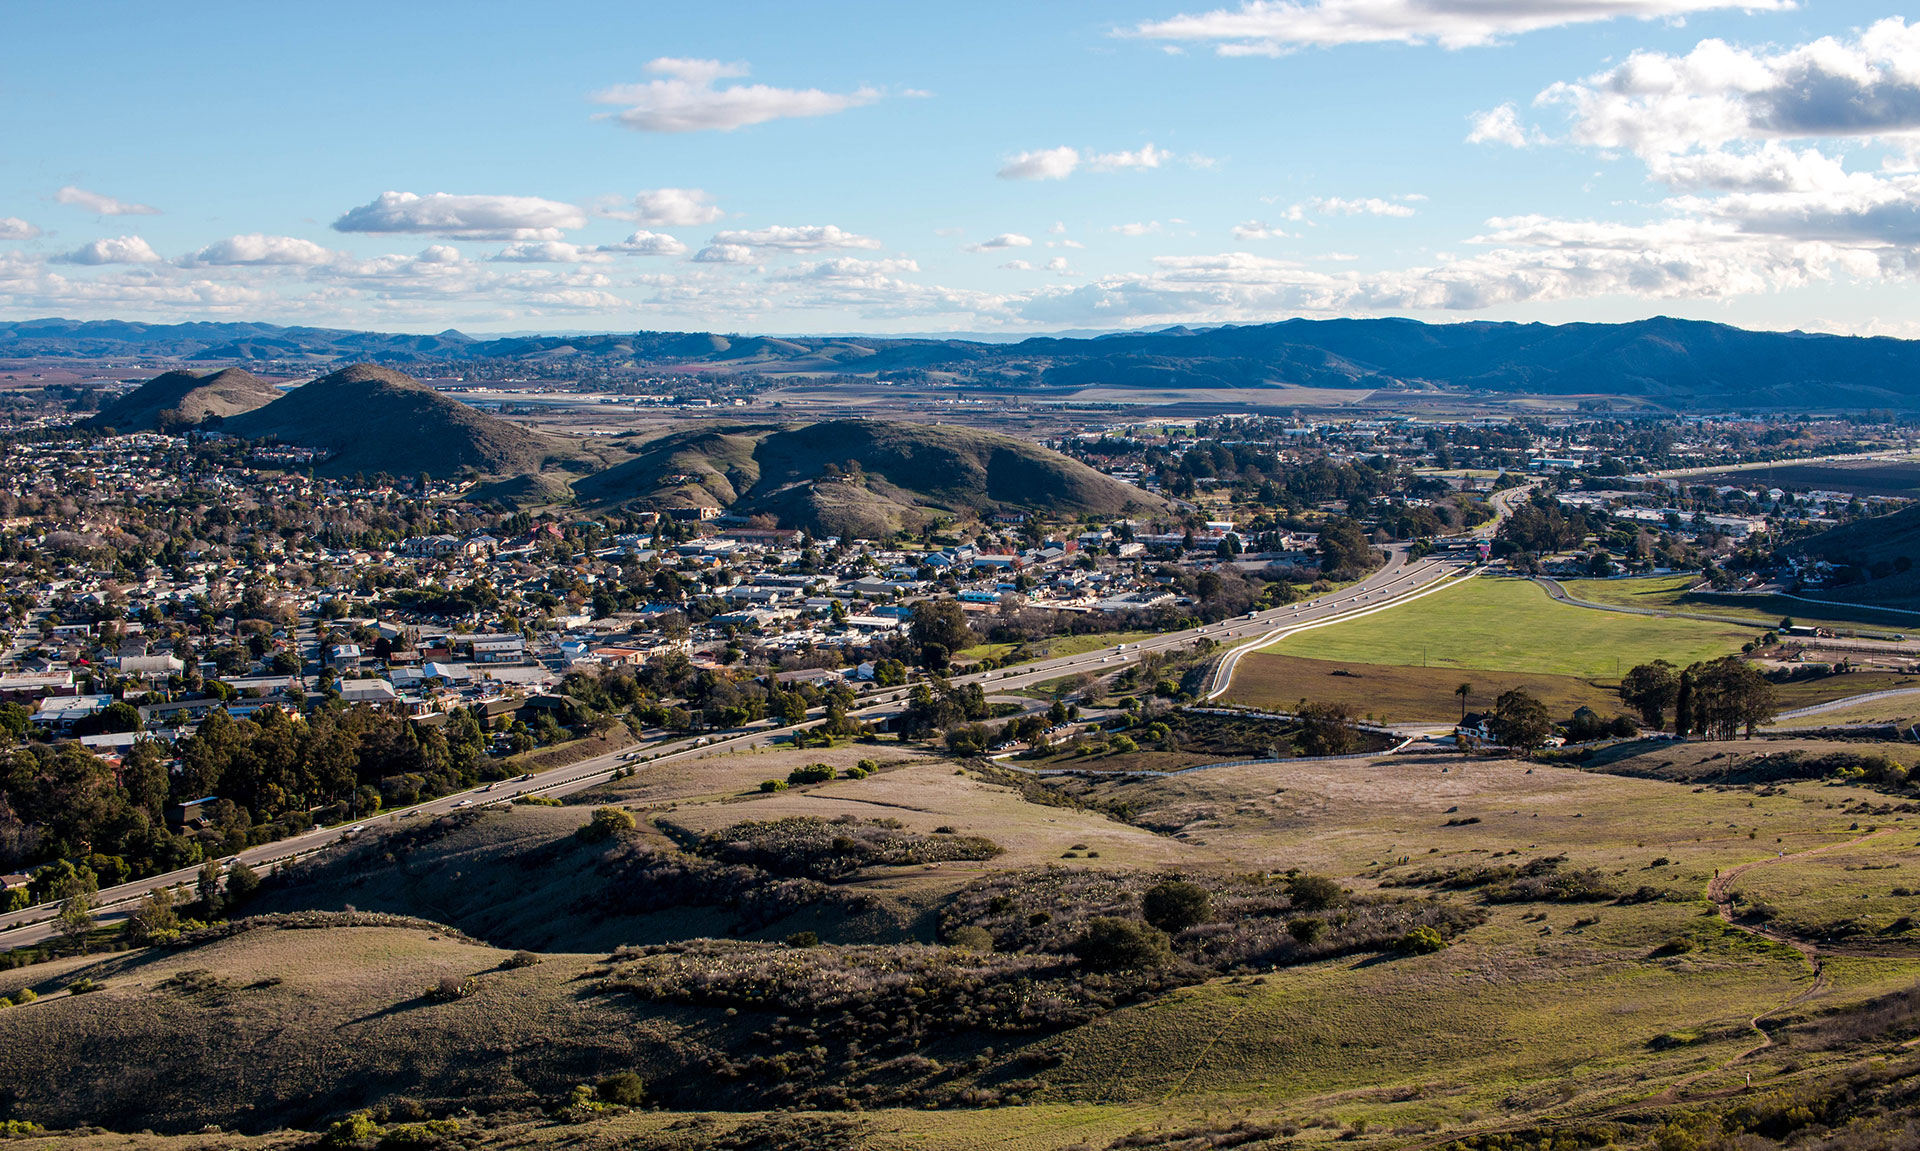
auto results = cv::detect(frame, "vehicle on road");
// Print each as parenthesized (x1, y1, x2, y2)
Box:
(452, 799, 473, 809)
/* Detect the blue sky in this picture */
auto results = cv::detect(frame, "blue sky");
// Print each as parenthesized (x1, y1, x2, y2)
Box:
(4, 0, 1919, 336)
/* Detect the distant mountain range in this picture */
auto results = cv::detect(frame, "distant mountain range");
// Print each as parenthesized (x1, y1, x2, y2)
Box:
(10, 315, 1920, 408)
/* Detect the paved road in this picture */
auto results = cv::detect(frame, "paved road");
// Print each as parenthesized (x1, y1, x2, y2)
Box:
(0, 545, 1483, 952)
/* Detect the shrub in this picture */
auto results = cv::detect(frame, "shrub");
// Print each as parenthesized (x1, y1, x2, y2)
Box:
(595, 1071, 646, 1107)
(576, 806, 637, 843)
(786, 931, 820, 948)
(760, 779, 788, 793)
(320, 1111, 381, 1148)
(1142, 880, 1213, 933)
(376, 1120, 459, 1149)
(500, 950, 542, 970)
(788, 763, 837, 785)
(1397, 925, 1447, 955)
(428, 974, 476, 1000)
(1288, 918, 1326, 944)
(947, 925, 994, 953)
(512, 794, 562, 806)
(7, 987, 36, 1005)
(1288, 874, 1348, 912)
(65, 978, 101, 995)
(1072, 917, 1172, 970)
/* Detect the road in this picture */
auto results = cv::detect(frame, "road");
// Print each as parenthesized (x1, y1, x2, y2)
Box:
(0, 547, 1495, 952)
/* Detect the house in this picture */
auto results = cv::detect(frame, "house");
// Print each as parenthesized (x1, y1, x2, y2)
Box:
(118, 653, 184, 680)
(167, 796, 220, 830)
(326, 642, 362, 670)
(338, 678, 399, 706)
(0, 874, 30, 896)
(31, 694, 110, 734)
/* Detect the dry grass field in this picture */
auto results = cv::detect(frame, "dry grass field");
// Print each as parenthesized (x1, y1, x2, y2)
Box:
(6, 733, 1920, 1149)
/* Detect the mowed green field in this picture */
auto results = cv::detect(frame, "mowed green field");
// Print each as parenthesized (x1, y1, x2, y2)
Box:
(1275, 576, 1758, 678)
(1557, 574, 1914, 633)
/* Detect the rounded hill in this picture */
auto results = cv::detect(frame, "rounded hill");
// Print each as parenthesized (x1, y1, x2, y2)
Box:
(88, 367, 283, 432)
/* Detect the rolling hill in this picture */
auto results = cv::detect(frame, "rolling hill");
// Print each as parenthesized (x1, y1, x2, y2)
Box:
(87, 367, 283, 432)
(1788, 503, 1920, 608)
(18, 315, 1920, 407)
(223, 364, 554, 478)
(573, 418, 1166, 536)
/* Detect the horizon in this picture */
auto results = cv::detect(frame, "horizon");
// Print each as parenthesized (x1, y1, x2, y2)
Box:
(4, 2, 1918, 338)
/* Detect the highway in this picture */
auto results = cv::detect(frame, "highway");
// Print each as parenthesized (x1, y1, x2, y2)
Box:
(0, 539, 1495, 952)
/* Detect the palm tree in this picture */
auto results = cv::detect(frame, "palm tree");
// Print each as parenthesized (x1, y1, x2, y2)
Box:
(1455, 682, 1474, 720)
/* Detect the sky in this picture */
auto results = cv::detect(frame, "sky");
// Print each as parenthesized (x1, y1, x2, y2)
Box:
(4, 0, 1920, 337)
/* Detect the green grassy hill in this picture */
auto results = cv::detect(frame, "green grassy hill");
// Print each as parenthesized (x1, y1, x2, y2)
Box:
(224, 364, 556, 478)
(574, 418, 1164, 535)
(88, 367, 283, 431)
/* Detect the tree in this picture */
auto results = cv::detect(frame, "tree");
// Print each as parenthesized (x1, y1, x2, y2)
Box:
(1492, 688, 1552, 750)
(196, 858, 223, 917)
(1675, 668, 1695, 737)
(1295, 700, 1360, 757)
(1454, 682, 1474, 721)
(909, 599, 974, 667)
(577, 806, 637, 842)
(595, 1072, 646, 1107)
(1288, 873, 1348, 912)
(55, 871, 97, 954)
(126, 886, 179, 946)
(1689, 656, 1777, 738)
(1619, 660, 1680, 729)
(225, 859, 261, 906)
(1142, 879, 1212, 933)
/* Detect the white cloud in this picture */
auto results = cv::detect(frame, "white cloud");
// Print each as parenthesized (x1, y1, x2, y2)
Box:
(332, 191, 588, 240)
(1542, 19, 1920, 159)
(1046, 256, 1073, 274)
(0, 218, 40, 241)
(967, 233, 1033, 251)
(1126, 0, 1791, 55)
(590, 57, 880, 132)
(1048, 221, 1068, 234)
(606, 187, 725, 227)
(998, 146, 1081, 181)
(770, 257, 923, 281)
(1089, 143, 1170, 171)
(602, 231, 689, 257)
(1283, 196, 1419, 220)
(708, 224, 881, 251)
(489, 241, 615, 264)
(1467, 102, 1531, 147)
(1232, 220, 1289, 240)
(1112, 221, 1162, 236)
(55, 186, 159, 216)
(54, 236, 160, 265)
(1000, 259, 1035, 271)
(181, 234, 338, 266)
(693, 243, 756, 264)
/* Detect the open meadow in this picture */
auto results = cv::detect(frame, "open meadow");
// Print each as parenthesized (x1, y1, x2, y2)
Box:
(5, 730, 1920, 1149)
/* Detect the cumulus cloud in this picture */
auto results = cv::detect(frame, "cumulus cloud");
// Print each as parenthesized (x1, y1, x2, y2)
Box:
(1541, 19, 1920, 159)
(602, 231, 689, 256)
(0, 218, 40, 241)
(1000, 259, 1035, 271)
(693, 243, 756, 264)
(590, 57, 880, 132)
(181, 234, 338, 266)
(332, 191, 588, 240)
(708, 224, 881, 251)
(54, 236, 160, 265)
(1126, 0, 1790, 55)
(489, 241, 615, 264)
(770, 256, 923, 281)
(967, 233, 1033, 251)
(1112, 221, 1162, 236)
(998, 146, 1082, 181)
(55, 186, 159, 216)
(605, 187, 725, 227)
(1467, 103, 1531, 147)
(1089, 143, 1170, 171)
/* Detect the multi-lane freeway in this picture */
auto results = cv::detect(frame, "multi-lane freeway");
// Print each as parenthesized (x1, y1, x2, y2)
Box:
(0, 530, 1502, 951)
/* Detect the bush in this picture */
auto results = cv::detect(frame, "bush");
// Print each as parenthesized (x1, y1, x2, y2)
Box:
(760, 779, 788, 793)
(1288, 874, 1348, 912)
(1397, 925, 1447, 955)
(788, 763, 837, 785)
(595, 1071, 646, 1107)
(947, 925, 994, 953)
(786, 931, 820, 948)
(428, 974, 476, 1000)
(1072, 917, 1172, 970)
(320, 1111, 381, 1148)
(65, 978, 101, 995)
(500, 950, 542, 970)
(1288, 917, 1326, 944)
(7, 987, 36, 1005)
(1142, 879, 1213, 933)
(512, 794, 562, 806)
(576, 806, 637, 843)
